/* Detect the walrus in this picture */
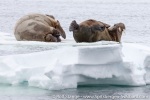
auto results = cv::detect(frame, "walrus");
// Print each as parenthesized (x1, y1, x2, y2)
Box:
(14, 13, 66, 42)
(69, 19, 112, 42)
(108, 23, 125, 42)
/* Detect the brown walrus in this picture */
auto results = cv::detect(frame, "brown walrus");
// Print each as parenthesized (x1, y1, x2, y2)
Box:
(14, 13, 66, 42)
(69, 19, 125, 43)
(108, 23, 125, 42)
(69, 19, 112, 42)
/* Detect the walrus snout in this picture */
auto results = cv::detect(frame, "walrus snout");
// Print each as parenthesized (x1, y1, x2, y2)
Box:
(52, 29, 61, 37)
(51, 29, 61, 42)
(53, 33, 60, 37)
(69, 20, 79, 31)
(108, 22, 126, 42)
(45, 34, 57, 42)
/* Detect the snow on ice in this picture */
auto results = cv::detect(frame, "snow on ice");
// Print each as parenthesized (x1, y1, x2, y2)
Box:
(0, 32, 150, 90)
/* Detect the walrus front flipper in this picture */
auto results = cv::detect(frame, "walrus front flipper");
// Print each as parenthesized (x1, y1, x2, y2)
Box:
(69, 20, 79, 31)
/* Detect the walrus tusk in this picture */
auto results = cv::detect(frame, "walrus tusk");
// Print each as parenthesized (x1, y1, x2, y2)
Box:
(122, 29, 126, 35)
(108, 26, 114, 31)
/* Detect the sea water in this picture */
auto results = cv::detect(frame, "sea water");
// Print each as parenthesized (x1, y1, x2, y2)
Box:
(0, 0, 150, 100)
(0, 84, 150, 100)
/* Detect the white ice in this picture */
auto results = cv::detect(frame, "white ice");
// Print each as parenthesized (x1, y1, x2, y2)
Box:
(0, 32, 150, 90)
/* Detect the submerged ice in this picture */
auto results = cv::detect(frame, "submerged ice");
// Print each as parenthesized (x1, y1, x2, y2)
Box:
(0, 33, 150, 90)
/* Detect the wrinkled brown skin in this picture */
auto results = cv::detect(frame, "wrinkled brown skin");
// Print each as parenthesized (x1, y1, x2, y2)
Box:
(69, 19, 112, 42)
(14, 13, 66, 42)
(108, 23, 125, 42)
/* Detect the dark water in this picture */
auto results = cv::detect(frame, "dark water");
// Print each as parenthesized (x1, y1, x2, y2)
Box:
(0, 84, 149, 100)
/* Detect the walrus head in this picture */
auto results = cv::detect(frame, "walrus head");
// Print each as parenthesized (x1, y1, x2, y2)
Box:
(46, 14, 66, 39)
(44, 34, 57, 42)
(44, 29, 61, 42)
(52, 28, 61, 42)
(108, 23, 125, 42)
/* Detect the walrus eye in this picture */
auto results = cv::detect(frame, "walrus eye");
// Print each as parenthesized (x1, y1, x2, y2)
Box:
(96, 25, 105, 31)
(101, 26, 105, 30)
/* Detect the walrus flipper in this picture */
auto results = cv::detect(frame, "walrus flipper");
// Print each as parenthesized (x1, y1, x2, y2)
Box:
(69, 20, 79, 31)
